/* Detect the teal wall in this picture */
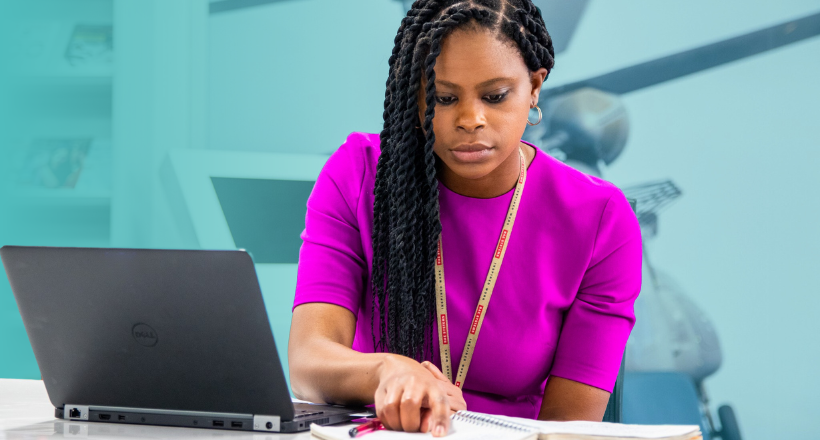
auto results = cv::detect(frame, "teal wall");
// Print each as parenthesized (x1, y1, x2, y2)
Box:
(207, 0, 401, 153)
(1, 1, 818, 439)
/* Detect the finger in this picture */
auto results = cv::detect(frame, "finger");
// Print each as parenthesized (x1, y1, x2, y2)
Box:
(449, 387, 467, 412)
(398, 386, 424, 432)
(421, 363, 465, 412)
(433, 380, 466, 412)
(421, 361, 449, 382)
(419, 408, 433, 433)
(374, 385, 394, 431)
(382, 383, 405, 431)
(424, 390, 450, 437)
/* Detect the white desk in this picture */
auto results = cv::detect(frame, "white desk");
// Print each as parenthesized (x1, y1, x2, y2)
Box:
(0, 379, 312, 440)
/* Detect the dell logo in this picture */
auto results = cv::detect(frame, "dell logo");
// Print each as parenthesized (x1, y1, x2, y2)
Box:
(132, 323, 158, 347)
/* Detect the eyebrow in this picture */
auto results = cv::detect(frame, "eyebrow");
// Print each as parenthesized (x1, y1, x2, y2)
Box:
(435, 77, 516, 90)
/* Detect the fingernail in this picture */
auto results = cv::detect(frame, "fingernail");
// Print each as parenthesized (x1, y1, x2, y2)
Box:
(434, 425, 446, 437)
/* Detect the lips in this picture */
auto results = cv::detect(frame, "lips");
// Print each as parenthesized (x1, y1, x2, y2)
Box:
(452, 143, 491, 152)
(450, 143, 494, 163)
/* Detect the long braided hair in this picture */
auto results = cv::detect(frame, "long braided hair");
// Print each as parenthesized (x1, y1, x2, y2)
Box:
(371, 0, 556, 361)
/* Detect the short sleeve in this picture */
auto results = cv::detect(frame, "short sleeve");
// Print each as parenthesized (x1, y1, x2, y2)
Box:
(549, 188, 642, 393)
(293, 135, 369, 315)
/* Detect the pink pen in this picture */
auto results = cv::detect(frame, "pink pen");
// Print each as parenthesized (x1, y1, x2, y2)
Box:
(348, 418, 385, 438)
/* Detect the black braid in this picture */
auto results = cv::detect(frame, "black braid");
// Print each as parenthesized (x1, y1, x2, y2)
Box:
(372, 0, 556, 360)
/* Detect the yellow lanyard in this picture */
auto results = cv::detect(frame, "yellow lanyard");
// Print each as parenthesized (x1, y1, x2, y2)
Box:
(434, 146, 527, 389)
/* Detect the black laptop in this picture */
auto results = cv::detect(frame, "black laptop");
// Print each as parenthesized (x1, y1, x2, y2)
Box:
(0, 245, 363, 432)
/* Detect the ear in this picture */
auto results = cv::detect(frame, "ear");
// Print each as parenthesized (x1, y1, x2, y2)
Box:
(530, 68, 549, 106)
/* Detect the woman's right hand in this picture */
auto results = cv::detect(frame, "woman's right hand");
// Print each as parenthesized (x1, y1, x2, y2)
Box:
(374, 355, 467, 437)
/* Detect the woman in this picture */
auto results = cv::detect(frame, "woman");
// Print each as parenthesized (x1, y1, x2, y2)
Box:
(288, 0, 642, 436)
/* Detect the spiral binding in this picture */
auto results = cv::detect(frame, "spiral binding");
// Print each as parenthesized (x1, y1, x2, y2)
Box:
(452, 411, 539, 433)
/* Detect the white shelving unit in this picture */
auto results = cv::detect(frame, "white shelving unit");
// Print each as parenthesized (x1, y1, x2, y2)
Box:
(0, 0, 209, 249)
(0, 0, 114, 247)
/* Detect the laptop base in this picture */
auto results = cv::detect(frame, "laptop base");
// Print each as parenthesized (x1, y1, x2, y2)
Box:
(56, 404, 358, 433)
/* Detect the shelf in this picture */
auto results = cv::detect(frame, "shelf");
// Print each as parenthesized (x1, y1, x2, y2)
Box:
(1, 136, 112, 209)
(2, 188, 111, 208)
(9, 73, 113, 87)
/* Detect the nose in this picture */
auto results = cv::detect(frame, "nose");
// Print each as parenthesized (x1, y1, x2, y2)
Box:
(456, 99, 486, 133)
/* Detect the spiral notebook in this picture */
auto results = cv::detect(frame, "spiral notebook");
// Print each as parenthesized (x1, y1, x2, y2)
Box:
(310, 410, 702, 440)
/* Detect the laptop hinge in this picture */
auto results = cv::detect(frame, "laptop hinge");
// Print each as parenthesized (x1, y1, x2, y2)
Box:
(252, 415, 281, 432)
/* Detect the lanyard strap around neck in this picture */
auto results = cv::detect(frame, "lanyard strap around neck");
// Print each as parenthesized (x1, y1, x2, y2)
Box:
(434, 146, 527, 389)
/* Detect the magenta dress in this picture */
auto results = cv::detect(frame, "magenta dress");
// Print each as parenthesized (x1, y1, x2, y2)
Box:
(293, 132, 642, 419)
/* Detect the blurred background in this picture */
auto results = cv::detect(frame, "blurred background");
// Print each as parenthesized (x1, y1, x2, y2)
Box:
(0, 1, 818, 439)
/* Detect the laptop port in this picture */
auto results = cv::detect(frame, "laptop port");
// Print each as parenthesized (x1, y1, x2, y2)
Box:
(69, 408, 81, 418)
(118, 415, 126, 421)
(212, 420, 224, 427)
(98, 414, 111, 420)
(231, 421, 242, 428)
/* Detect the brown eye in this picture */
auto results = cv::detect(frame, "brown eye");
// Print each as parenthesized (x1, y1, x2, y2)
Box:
(484, 92, 508, 104)
(435, 96, 457, 105)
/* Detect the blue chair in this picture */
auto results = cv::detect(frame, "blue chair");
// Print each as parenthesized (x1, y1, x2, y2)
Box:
(602, 355, 625, 423)
(601, 198, 637, 423)
(622, 372, 710, 440)
(605, 197, 741, 440)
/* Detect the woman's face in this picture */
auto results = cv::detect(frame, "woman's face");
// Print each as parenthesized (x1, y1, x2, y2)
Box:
(418, 26, 548, 181)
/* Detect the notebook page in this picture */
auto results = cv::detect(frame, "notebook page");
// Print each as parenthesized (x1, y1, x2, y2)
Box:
(310, 419, 536, 440)
(495, 416, 700, 439)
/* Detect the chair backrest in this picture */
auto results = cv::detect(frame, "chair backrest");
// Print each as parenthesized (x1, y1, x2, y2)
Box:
(602, 353, 625, 422)
(602, 197, 637, 423)
(622, 372, 708, 439)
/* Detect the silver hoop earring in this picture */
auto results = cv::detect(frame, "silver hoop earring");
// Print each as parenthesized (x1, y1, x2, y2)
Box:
(527, 105, 542, 126)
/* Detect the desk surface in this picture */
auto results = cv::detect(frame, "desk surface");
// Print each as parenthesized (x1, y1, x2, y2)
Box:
(0, 379, 312, 440)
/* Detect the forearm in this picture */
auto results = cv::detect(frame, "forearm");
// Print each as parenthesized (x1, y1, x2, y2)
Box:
(289, 303, 414, 406)
(289, 337, 392, 406)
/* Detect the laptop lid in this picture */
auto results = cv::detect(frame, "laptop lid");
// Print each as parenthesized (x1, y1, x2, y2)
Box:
(0, 245, 295, 420)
